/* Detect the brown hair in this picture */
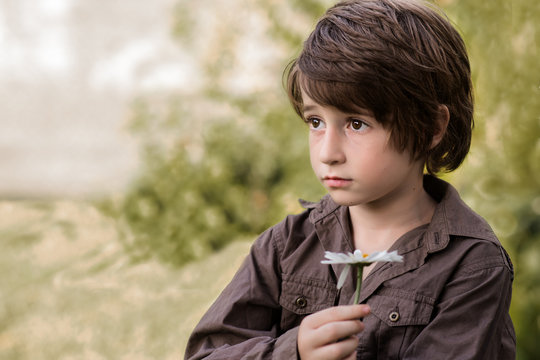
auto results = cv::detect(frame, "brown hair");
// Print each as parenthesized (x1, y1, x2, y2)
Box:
(286, 0, 473, 174)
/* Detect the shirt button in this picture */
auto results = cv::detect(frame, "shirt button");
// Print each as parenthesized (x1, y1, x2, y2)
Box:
(295, 296, 307, 308)
(389, 311, 400, 322)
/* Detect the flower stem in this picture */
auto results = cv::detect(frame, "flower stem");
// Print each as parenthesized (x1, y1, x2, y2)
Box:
(354, 265, 364, 304)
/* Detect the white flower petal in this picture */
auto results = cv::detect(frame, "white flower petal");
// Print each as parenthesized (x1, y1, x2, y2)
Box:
(322, 249, 403, 266)
(321, 251, 337, 263)
(337, 264, 351, 289)
(387, 251, 404, 262)
(321, 251, 357, 264)
(364, 251, 387, 262)
(353, 249, 363, 258)
(324, 251, 339, 260)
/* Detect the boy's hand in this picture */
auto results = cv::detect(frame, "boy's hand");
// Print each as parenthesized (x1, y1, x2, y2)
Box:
(297, 304, 370, 360)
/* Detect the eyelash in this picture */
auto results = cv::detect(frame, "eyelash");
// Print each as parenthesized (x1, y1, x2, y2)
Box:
(349, 118, 369, 131)
(304, 117, 369, 131)
(305, 116, 323, 129)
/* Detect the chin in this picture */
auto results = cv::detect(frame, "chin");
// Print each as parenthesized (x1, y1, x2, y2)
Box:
(327, 192, 364, 207)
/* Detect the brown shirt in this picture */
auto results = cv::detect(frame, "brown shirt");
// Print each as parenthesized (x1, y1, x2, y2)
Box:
(185, 176, 516, 359)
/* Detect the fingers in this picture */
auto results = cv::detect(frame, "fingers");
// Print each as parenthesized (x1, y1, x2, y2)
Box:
(314, 336, 358, 360)
(314, 317, 364, 345)
(300, 334, 359, 360)
(303, 304, 370, 329)
(342, 349, 358, 360)
(298, 305, 370, 360)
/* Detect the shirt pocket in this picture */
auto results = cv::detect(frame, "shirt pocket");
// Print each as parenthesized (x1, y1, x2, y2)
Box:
(366, 287, 435, 359)
(278, 273, 337, 331)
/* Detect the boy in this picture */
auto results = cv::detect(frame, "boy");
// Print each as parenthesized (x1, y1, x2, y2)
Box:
(185, 0, 515, 359)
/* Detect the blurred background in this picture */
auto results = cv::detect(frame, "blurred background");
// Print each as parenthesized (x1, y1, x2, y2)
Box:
(0, 0, 538, 359)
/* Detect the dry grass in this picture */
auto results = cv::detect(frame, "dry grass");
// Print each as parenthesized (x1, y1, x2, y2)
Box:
(0, 200, 251, 359)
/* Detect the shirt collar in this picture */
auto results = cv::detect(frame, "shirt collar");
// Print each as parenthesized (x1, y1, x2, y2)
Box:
(423, 175, 498, 253)
(301, 175, 498, 254)
(299, 195, 341, 224)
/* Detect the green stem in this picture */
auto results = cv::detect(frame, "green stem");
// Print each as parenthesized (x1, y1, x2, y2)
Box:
(354, 265, 364, 304)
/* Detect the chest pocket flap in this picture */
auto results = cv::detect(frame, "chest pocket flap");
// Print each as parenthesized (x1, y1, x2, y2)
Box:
(369, 286, 435, 327)
(279, 273, 337, 315)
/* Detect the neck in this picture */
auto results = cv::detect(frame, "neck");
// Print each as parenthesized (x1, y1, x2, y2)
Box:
(349, 175, 436, 252)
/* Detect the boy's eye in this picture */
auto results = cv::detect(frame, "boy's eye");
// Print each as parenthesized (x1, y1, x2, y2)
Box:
(306, 117, 323, 129)
(350, 119, 368, 131)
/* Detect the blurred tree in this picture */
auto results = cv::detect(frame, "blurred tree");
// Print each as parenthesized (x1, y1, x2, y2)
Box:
(105, 0, 538, 357)
(444, 0, 540, 359)
(106, 0, 333, 265)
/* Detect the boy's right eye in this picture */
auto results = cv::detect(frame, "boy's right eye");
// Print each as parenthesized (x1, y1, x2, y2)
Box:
(306, 117, 324, 130)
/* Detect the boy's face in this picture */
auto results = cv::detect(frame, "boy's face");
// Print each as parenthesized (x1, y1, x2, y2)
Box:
(302, 93, 425, 208)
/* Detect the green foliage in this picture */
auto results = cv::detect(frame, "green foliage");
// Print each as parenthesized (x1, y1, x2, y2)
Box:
(116, 97, 322, 265)
(444, 0, 540, 358)
(105, 0, 332, 266)
(109, 0, 539, 357)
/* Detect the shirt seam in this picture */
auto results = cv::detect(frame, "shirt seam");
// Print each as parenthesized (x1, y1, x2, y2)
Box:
(458, 255, 507, 275)
(271, 226, 284, 274)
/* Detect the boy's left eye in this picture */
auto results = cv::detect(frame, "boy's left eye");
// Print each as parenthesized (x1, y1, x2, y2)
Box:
(349, 119, 368, 131)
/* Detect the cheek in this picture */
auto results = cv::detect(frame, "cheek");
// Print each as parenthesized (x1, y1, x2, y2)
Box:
(308, 140, 317, 168)
(308, 136, 319, 158)
(309, 148, 320, 174)
(357, 145, 404, 174)
(376, 151, 416, 178)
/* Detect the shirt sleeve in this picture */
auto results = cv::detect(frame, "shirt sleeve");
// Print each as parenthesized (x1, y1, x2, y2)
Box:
(403, 243, 515, 360)
(184, 227, 299, 360)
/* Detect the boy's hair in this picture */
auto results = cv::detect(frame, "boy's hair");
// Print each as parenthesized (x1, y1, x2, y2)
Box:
(286, 0, 473, 174)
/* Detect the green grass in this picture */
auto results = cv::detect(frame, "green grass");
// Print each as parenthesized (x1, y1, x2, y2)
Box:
(0, 200, 252, 359)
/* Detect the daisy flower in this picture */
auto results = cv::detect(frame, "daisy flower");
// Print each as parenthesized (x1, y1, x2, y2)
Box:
(322, 249, 403, 304)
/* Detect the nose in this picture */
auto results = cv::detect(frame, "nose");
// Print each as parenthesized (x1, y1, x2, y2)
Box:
(318, 127, 346, 165)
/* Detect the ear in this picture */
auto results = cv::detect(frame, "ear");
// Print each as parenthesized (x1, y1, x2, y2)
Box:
(431, 105, 450, 149)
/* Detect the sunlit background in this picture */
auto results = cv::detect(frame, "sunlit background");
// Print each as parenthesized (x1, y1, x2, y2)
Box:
(0, 0, 538, 359)
(0, 0, 195, 197)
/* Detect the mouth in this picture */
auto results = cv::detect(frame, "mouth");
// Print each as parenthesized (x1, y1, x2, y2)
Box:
(322, 176, 352, 188)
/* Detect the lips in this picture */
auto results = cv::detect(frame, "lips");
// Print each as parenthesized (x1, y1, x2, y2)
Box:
(323, 176, 352, 188)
